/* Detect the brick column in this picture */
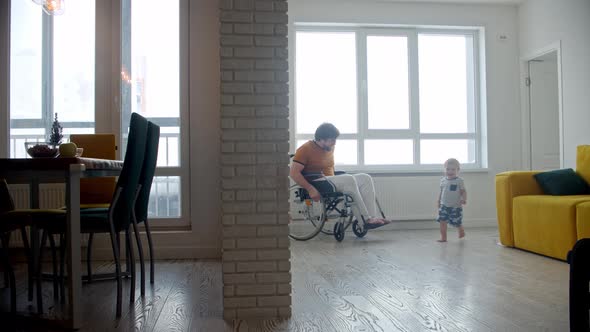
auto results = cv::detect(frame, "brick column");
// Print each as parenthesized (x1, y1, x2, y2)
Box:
(219, 0, 291, 320)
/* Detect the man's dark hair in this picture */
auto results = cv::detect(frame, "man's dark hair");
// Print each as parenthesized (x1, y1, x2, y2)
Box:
(314, 123, 340, 141)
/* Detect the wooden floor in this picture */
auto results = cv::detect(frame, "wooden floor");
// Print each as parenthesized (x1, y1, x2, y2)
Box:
(1, 228, 569, 331)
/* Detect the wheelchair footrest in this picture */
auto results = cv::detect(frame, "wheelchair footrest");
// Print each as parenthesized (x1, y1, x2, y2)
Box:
(363, 221, 391, 230)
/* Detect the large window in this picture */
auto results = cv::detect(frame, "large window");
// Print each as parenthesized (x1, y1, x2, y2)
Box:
(8, 0, 188, 223)
(294, 27, 484, 171)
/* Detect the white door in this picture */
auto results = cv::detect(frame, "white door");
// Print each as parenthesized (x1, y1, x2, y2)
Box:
(528, 51, 560, 170)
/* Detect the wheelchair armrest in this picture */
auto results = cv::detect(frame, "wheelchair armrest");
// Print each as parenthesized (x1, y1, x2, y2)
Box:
(294, 187, 344, 200)
(322, 192, 344, 198)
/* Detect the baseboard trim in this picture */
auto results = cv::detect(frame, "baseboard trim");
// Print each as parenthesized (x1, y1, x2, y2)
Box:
(90, 246, 221, 260)
(375, 218, 497, 231)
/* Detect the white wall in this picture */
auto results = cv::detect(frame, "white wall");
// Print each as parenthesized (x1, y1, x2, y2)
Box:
(519, 0, 590, 167)
(289, 0, 522, 227)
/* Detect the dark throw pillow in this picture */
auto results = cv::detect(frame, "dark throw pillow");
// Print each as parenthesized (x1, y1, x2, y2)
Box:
(533, 168, 590, 196)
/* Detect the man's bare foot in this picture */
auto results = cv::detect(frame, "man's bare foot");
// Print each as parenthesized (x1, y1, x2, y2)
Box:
(366, 218, 385, 226)
(437, 239, 447, 242)
(459, 228, 465, 238)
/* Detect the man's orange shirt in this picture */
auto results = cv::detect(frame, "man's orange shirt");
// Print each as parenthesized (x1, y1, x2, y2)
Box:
(292, 140, 335, 176)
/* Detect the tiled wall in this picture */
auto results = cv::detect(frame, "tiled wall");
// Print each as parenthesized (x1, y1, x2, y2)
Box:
(219, 0, 291, 320)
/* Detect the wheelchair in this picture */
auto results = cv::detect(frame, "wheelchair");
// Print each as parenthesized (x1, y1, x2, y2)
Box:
(288, 182, 387, 242)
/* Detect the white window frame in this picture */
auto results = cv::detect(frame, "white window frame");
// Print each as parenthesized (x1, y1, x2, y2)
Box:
(292, 25, 486, 173)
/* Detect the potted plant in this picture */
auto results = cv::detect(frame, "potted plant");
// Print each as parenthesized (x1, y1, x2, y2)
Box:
(48, 113, 63, 146)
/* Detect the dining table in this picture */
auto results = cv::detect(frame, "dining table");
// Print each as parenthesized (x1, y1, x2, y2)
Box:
(0, 156, 123, 329)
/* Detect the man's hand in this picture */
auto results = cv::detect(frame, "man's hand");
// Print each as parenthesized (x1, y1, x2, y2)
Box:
(308, 187, 321, 202)
(460, 199, 466, 205)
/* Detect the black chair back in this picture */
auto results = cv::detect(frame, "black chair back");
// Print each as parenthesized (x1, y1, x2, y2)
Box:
(135, 121, 160, 223)
(112, 113, 148, 228)
(0, 179, 15, 213)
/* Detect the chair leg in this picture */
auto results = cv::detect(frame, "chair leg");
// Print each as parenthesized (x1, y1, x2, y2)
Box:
(144, 219, 155, 284)
(125, 229, 136, 303)
(48, 233, 59, 300)
(132, 217, 145, 296)
(108, 228, 122, 318)
(21, 226, 34, 302)
(36, 228, 47, 314)
(2, 233, 9, 288)
(59, 233, 66, 304)
(86, 233, 94, 283)
(0, 233, 16, 313)
(125, 235, 131, 276)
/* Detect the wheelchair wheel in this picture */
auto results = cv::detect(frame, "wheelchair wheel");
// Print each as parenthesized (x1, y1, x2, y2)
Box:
(334, 222, 345, 242)
(288, 186, 327, 241)
(352, 220, 368, 238)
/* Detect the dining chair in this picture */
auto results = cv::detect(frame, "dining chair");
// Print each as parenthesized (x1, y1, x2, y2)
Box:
(69, 134, 117, 206)
(0, 179, 64, 314)
(23, 112, 149, 317)
(69, 134, 120, 282)
(131, 121, 160, 296)
(71, 122, 160, 297)
(0, 179, 21, 313)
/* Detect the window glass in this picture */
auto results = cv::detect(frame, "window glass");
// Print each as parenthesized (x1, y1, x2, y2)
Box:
(367, 35, 409, 129)
(123, 0, 180, 168)
(418, 34, 475, 134)
(130, 0, 180, 119)
(334, 140, 357, 165)
(295, 31, 357, 134)
(420, 139, 476, 164)
(150, 176, 181, 218)
(10, 1, 42, 120)
(365, 139, 413, 165)
(53, 0, 95, 123)
(122, 0, 182, 219)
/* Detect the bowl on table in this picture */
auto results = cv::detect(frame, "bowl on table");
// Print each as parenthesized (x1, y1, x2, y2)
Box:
(24, 142, 59, 158)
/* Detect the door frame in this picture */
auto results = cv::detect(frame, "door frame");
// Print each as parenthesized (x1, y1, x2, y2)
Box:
(519, 41, 564, 170)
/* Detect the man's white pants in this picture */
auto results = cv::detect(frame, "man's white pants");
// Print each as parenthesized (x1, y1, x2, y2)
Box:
(326, 173, 378, 221)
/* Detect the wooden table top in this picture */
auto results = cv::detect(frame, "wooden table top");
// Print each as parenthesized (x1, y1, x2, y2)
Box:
(0, 157, 124, 171)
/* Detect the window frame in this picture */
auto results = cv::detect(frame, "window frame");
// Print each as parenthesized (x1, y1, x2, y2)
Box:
(292, 25, 485, 173)
(3, 0, 190, 227)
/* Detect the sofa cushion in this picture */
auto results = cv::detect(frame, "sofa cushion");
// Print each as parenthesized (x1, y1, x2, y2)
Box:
(513, 195, 590, 260)
(533, 168, 589, 195)
(576, 201, 590, 240)
(577, 145, 590, 185)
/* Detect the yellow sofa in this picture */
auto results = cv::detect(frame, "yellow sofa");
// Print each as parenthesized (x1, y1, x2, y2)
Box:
(495, 145, 590, 260)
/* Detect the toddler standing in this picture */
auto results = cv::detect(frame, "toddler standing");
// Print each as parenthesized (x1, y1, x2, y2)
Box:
(437, 158, 466, 242)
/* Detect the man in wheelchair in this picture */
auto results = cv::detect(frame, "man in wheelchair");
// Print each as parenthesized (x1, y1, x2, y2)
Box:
(289, 123, 391, 228)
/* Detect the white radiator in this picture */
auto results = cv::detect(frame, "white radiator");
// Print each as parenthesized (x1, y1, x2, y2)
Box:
(9, 183, 66, 209)
(373, 176, 440, 220)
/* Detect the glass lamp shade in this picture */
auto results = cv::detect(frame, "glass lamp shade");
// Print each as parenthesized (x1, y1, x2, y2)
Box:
(43, 0, 65, 15)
